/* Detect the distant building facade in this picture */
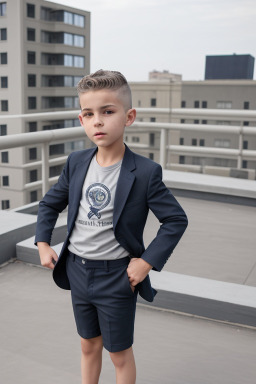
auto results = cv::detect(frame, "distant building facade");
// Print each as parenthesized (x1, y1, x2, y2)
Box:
(205, 54, 255, 80)
(0, 0, 90, 209)
(149, 70, 182, 82)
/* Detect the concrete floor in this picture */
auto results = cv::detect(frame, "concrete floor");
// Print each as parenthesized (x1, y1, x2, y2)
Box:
(144, 197, 256, 286)
(1, 261, 256, 384)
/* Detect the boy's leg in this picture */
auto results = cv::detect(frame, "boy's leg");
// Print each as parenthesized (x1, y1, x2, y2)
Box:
(81, 335, 103, 384)
(109, 347, 136, 384)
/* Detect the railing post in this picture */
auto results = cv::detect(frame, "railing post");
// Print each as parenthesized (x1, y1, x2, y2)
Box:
(41, 142, 49, 196)
(237, 123, 243, 169)
(160, 128, 167, 169)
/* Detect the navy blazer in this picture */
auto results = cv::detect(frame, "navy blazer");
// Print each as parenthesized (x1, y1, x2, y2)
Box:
(35, 145, 188, 302)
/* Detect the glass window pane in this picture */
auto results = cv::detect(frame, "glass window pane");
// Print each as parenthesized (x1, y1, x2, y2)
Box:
(64, 11, 73, 24)
(74, 14, 84, 27)
(74, 56, 84, 68)
(74, 35, 84, 47)
(64, 54, 73, 66)
(64, 33, 73, 45)
(64, 76, 73, 87)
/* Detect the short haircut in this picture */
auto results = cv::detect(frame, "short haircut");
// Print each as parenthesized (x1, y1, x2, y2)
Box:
(76, 69, 132, 110)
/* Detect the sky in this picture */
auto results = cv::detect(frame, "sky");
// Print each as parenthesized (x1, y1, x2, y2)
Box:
(49, 0, 256, 82)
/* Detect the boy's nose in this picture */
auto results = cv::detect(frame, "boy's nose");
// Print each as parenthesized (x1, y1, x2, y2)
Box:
(94, 115, 103, 127)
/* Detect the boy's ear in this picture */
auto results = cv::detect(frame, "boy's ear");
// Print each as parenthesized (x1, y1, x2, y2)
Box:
(125, 108, 136, 127)
(78, 113, 84, 127)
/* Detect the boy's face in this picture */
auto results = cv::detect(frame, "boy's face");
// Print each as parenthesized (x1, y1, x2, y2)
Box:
(78, 89, 136, 151)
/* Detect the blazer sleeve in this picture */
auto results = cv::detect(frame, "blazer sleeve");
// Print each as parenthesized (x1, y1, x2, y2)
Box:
(34, 154, 71, 245)
(141, 163, 188, 271)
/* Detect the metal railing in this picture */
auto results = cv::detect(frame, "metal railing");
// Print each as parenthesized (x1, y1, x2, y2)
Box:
(1, 108, 256, 195)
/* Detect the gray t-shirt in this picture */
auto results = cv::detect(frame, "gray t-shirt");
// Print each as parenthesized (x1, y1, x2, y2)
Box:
(68, 155, 130, 260)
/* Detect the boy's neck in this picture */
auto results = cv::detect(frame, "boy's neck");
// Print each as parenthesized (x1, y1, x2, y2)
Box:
(96, 143, 125, 167)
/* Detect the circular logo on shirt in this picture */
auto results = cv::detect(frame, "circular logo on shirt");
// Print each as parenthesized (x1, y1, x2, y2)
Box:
(86, 183, 111, 219)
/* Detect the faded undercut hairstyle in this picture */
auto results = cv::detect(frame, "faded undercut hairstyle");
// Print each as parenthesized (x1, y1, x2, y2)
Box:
(76, 69, 132, 110)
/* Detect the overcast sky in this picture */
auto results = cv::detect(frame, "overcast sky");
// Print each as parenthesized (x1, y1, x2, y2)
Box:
(49, 0, 256, 82)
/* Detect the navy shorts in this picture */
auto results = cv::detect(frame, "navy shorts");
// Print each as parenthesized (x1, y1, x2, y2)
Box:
(66, 252, 138, 353)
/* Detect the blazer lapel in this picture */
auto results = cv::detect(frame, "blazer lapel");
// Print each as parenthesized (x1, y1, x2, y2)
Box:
(113, 146, 136, 230)
(69, 148, 97, 228)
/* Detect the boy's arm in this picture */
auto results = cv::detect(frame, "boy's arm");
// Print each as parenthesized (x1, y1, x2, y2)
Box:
(127, 163, 188, 286)
(35, 155, 70, 266)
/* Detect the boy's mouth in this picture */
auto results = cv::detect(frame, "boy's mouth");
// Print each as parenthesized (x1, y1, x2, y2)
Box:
(94, 132, 106, 137)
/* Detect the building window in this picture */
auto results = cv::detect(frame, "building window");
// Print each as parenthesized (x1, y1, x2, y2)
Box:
(138, 100, 141, 107)
(242, 160, 247, 169)
(150, 117, 156, 122)
(217, 101, 232, 109)
(30, 169, 38, 182)
(28, 97, 36, 109)
(244, 101, 250, 110)
(243, 121, 249, 126)
(1, 99, 8, 111)
(1, 200, 10, 210)
(50, 164, 63, 178)
(180, 119, 185, 124)
(131, 137, 140, 143)
(0, 2, 7, 16)
(27, 51, 36, 64)
(179, 156, 185, 164)
(191, 138, 197, 146)
(194, 120, 199, 124)
(28, 122, 37, 132)
(0, 28, 7, 40)
(214, 139, 230, 148)
(202, 120, 207, 124)
(29, 147, 37, 160)
(0, 124, 7, 135)
(194, 101, 200, 108)
(1, 151, 8, 163)
(202, 101, 207, 108)
(50, 144, 64, 156)
(199, 139, 205, 146)
(2, 175, 9, 186)
(28, 74, 36, 87)
(27, 28, 36, 41)
(179, 138, 184, 145)
(27, 3, 35, 18)
(151, 98, 156, 107)
(30, 190, 38, 203)
(149, 133, 155, 146)
(181, 101, 186, 108)
(149, 153, 154, 160)
(243, 140, 248, 150)
(1, 76, 7, 88)
(0, 52, 7, 64)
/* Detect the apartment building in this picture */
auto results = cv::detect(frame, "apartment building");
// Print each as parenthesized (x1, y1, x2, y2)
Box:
(126, 78, 256, 177)
(0, 0, 90, 209)
(180, 80, 256, 171)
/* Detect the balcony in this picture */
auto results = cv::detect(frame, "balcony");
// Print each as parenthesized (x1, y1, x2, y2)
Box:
(1, 108, 256, 383)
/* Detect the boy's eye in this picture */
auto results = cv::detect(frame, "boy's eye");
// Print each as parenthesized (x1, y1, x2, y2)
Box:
(83, 112, 93, 117)
(104, 110, 114, 115)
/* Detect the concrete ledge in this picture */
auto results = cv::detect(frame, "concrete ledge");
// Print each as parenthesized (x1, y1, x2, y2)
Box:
(163, 170, 256, 205)
(143, 270, 256, 327)
(16, 235, 256, 327)
(0, 211, 37, 265)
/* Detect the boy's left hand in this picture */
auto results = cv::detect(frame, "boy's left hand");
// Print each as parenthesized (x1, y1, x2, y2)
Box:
(127, 258, 152, 287)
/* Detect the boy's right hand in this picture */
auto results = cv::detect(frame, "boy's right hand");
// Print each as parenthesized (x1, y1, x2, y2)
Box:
(37, 242, 58, 270)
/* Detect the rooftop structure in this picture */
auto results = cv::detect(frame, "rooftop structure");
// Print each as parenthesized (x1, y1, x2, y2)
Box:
(205, 54, 255, 80)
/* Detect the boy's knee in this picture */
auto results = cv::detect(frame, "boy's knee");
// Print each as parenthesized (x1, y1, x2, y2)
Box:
(109, 347, 133, 368)
(81, 336, 103, 356)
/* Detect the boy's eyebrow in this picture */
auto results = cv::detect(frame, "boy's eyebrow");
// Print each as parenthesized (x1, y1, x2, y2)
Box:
(81, 104, 116, 112)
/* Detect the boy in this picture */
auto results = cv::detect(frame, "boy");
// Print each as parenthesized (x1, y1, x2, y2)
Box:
(35, 70, 188, 384)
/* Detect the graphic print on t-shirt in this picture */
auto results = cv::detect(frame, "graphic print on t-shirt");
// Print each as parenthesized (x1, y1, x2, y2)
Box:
(86, 183, 111, 219)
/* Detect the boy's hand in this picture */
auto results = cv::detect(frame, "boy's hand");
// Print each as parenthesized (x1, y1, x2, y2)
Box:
(127, 258, 152, 287)
(37, 242, 58, 270)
